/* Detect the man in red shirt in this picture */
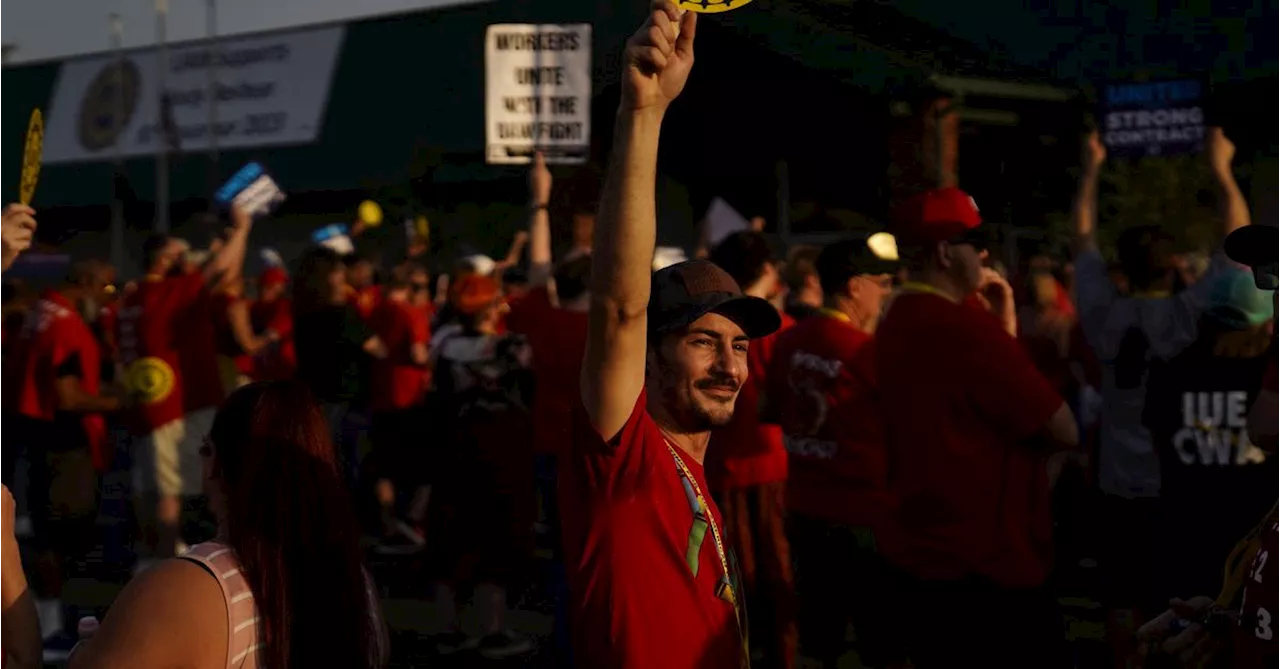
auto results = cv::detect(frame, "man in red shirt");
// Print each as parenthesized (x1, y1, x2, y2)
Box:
(704, 230, 797, 668)
(368, 263, 431, 554)
(765, 237, 902, 668)
(561, 7, 780, 668)
(249, 266, 295, 381)
(2, 261, 123, 645)
(119, 206, 253, 560)
(876, 187, 1079, 669)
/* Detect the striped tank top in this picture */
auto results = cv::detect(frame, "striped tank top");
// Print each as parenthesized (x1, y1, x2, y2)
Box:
(180, 542, 264, 668)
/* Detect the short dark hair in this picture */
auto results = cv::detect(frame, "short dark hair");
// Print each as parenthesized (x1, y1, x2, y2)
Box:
(1116, 225, 1175, 291)
(141, 234, 171, 271)
(708, 231, 773, 291)
(815, 240, 864, 295)
(783, 245, 820, 293)
(553, 254, 592, 302)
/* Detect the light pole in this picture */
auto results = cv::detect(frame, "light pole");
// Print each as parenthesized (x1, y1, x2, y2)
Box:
(154, 0, 170, 234)
(109, 14, 127, 271)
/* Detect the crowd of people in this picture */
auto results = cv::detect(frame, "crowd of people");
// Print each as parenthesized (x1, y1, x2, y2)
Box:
(1, 3, 1277, 668)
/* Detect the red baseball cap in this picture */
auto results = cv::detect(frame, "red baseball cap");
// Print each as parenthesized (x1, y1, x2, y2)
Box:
(449, 273, 502, 315)
(890, 187, 988, 248)
(260, 267, 288, 288)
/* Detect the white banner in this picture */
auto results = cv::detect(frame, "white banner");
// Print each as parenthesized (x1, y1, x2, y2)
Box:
(42, 26, 345, 164)
(485, 23, 591, 165)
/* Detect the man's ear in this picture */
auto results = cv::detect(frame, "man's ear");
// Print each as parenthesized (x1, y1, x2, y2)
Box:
(934, 241, 952, 270)
(845, 276, 860, 299)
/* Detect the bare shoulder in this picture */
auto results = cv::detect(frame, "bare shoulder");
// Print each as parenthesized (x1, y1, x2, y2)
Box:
(71, 558, 227, 669)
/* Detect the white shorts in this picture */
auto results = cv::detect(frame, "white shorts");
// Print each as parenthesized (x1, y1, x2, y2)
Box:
(133, 407, 217, 498)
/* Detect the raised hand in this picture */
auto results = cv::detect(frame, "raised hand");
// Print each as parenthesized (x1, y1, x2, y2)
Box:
(529, 151, 552, 206)
(1, 203, 37, 271)
(1206, 127, 1235, 175)
(1082, 130, 1106, 173)
(621, 1, 697, 113)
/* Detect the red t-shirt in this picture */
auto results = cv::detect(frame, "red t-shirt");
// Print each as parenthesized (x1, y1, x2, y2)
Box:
(351, 285, 382, 322)
(176, 283, 225, 413)
(1236, 515, 1278, 667)
(506, 287, 589, 457)
(765, 311, 888, 529)
(117, 273, 217, 433)
(249, 297, 295, 381)
(3, 291, 108, 466)
(560, 391, 745, 669)
(875, 292, 1064, 588)
(368, 298, 429, 413)
(706, 312, 794, 491)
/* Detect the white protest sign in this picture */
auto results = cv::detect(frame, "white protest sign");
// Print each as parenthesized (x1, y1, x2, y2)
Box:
(42, 26, 344, 164)
(485, 24, 591, 165)
(705, 197, 750, 247)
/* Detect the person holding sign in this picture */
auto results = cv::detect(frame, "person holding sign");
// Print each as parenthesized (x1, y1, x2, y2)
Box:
(560, 4, 780, 668)
(1, 204, 38, 272)
(119, 205, 255, 562)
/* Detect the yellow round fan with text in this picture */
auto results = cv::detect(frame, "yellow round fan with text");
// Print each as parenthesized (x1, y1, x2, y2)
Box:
(676, 0, 753, 13)
(19, 109, 44, 205)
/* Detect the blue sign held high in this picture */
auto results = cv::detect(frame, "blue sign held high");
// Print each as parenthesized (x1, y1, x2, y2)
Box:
(1099, 78, 1207, 158)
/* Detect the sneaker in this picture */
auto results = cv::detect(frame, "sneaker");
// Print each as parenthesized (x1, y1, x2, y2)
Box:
(433, 631, 480, 656)
(477, 630, 533, 659)
(374, 521, 426, 556)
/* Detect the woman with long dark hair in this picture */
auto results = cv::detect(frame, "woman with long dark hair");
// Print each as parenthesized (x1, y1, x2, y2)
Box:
(291, 246, 387, 485)
(28, 381, 389, 669)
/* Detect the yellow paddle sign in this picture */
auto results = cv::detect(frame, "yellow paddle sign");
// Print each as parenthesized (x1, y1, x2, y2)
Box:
(357, 200, 383, 227)
(19, 109, 44, 205)
(676, 0, 754, 13)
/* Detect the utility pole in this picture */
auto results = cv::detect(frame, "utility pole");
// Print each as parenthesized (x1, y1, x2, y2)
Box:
(109, 14, 127, 271)
(154, 0, 170, 234)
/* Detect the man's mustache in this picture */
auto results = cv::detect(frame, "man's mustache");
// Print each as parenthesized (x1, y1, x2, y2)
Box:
(695, 376, 740, 393)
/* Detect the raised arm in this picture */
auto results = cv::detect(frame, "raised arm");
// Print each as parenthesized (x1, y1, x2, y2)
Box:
(203, 205, 253, 285)
(527, 152, 555, 288)
(1071, 131, 1106, 255)
(581, 1, 696, 439)
(1208, 128, 1249, 242)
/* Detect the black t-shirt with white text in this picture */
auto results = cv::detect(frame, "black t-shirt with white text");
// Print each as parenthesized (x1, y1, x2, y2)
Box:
(1143, 336, 1277, 596)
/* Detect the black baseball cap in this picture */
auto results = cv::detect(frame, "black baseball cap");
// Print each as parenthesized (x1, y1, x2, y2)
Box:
(1224, 225, 1279, 268)
(649, 259, 781, 339)
(816, 234, 900, 294)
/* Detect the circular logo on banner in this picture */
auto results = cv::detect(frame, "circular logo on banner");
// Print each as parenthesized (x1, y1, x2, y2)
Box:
(677, 0, 753, 13)
(19, 110, 44, 205)
(78, 59, 141, 152)
(126, 357, 176, 406)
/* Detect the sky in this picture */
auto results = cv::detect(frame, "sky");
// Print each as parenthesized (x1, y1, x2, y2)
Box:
(1, 0, 489, 64)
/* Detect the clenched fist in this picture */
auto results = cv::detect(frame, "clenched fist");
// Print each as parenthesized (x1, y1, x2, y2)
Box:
(2, 203, 37, 271)
(622, 1, 697, 113)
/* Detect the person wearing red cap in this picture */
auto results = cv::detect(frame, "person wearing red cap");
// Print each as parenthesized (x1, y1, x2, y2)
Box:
(876, 187, 1080, 668)
(425, 272, 535, 658)
(560, 5, 780, 668)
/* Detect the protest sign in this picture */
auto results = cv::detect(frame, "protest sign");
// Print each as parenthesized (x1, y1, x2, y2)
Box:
(705, 197, 750, 247)
(677, 0, 755, 13)
(358, 200, 383, 227)
(215, 162, 285, 218)
(43, 26, 343, 164)
(20, 109, 44, 205)
(312, 224, 354, 255)
(1100, 79, 1206, 158)
(485, 24, 591, 165)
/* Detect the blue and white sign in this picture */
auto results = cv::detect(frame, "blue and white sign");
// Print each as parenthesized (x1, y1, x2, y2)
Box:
(311, 223, 354, 255)
(215, 161, 285, 218)
(1100, 79, 1206, 158)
